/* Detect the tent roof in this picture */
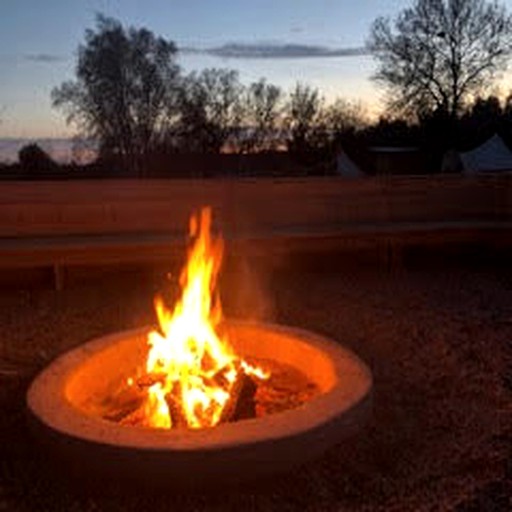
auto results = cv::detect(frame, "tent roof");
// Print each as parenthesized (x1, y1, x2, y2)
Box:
(336, 149, 364, 178)
(460, 134, 512, 174)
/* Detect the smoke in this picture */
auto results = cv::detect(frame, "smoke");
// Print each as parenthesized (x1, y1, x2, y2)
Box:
(221, 252, 277, 323)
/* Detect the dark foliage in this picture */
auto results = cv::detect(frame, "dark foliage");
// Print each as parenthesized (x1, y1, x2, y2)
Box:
(42, 11, 512, 178)
(52, 15, 180, 176)
(18, 144, 58, 173)
(173, 69, 243, 154)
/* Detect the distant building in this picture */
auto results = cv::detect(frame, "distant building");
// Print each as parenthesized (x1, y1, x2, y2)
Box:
(367, 146, 424, 175)
(145, 150, 335, 178)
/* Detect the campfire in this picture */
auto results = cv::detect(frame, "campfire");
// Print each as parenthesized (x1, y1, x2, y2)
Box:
(106, 207, 320, 430)
(27, 206, 372, 487)
(105, 207, 320, 430)
(125, 207, 268, 429)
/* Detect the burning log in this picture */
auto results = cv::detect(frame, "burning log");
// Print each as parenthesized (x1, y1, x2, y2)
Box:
(232, 373, 257, 421)
(219, 363, 257, 424)
(101, 382, 145, 423)
(119, 405, 149, 427)
(136, 372, 166, 388)
(165, 382, 188, 428)
(106, 358, 318, 429)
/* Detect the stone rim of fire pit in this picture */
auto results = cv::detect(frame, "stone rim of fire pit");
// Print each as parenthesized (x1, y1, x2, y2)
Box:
(26, 321, 372, 483)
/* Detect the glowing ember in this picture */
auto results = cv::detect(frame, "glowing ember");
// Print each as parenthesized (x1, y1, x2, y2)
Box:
(135, 207, 267, 430)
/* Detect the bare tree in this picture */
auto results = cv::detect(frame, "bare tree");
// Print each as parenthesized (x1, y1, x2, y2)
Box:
(320, 99, 368, 139)
(369, 0, 512, 119)
(238, 79, 284, 152)
(176, 69, 243, 153)
(285, 83, 323, 151)
(52, 15, 180, 175)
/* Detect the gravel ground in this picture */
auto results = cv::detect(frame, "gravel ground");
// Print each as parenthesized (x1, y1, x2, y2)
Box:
(0, 260, 511, 511)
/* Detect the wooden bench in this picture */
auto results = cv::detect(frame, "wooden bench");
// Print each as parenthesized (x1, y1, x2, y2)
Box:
(0, 176, 510, 288)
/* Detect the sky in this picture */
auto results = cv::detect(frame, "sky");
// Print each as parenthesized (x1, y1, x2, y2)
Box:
(1, 0, 512, 138)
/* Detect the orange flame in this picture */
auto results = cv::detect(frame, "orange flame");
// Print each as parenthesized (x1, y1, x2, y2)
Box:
(140, 207, 265, 429)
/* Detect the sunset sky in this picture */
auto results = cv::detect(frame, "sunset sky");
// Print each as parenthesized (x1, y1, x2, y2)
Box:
(1, 0, 512, 138)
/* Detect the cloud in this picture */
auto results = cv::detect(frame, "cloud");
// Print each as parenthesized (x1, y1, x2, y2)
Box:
(180, 43, 370, 60)
(24, 53, 67, 63)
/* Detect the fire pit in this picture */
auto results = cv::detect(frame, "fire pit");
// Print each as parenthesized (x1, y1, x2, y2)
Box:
(26, 208, 372, 489)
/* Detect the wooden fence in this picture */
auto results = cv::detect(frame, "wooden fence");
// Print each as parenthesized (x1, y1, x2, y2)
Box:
(0, 174, 510, 286)
(0, 174, 509, 237)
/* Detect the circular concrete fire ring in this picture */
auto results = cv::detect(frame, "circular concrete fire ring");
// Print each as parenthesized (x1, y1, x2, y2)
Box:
(27, 321, 372, 490)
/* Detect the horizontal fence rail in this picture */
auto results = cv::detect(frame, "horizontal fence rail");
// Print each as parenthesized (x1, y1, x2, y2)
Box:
(0, 175, 510, 287)
(0, 175, 509, 238)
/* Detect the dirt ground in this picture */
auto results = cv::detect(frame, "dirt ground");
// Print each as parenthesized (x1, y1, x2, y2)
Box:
(0, 259, 510, 511)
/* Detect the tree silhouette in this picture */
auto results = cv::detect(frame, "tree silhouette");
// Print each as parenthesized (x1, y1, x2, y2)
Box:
(175, 69, 243, 153)
(322, 100, 367, 135)
(18, 144, 58, 173)
(239, 79, 284, 153)
(311, 99, 368, 150)
(285, 83, 323, 152)
(52, 15, 180, 175)
(369, 0, 512, 119)
(456, 95, 508, 148)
